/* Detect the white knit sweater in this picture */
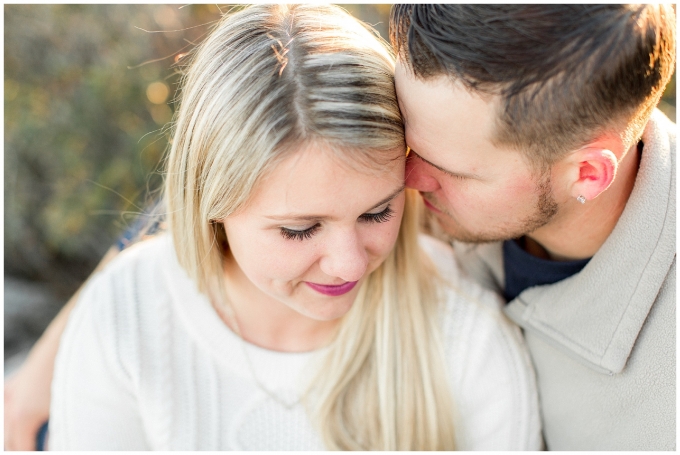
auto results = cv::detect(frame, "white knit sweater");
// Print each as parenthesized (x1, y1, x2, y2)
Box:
(50, 234, 541, 450)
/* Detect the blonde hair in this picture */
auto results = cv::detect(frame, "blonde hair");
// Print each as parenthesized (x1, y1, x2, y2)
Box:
(165, 4, 455, 450)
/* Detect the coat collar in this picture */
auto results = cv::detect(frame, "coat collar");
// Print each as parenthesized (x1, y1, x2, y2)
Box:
(504, 110, 676, 374)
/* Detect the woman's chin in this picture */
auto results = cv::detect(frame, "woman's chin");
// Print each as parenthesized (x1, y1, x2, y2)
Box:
(295, 290, 359, 323)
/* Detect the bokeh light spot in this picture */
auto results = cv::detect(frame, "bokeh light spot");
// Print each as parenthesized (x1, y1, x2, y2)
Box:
(149, 103, 172, 125)
(146, 81, 169, 104)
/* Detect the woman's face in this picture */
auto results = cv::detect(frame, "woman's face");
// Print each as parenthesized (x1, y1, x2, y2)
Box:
(222, 143, 405, 322)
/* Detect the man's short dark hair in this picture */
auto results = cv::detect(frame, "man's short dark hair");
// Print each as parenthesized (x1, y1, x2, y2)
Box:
(391, 5, 676, 167)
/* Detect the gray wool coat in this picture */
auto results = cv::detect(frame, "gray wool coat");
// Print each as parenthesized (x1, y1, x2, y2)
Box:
(451, 109, 676, 450)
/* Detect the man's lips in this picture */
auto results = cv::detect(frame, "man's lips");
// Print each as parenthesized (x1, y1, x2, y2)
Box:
(422, 196, 442, 213)
(305, 281, 358, 296)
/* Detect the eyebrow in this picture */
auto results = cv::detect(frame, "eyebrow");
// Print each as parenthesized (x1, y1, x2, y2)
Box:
(368, 184, 406, 211)
(410, 148, 481, 180)
(264, 184, 406, 222)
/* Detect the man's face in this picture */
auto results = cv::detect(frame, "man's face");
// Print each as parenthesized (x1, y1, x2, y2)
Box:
(395, 61, 559, 243)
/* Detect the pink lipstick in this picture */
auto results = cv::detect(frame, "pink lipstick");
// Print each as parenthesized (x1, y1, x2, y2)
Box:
(305, 280, 358, 296)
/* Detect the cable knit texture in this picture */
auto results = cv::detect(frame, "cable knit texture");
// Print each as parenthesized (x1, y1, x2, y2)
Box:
(50, 233, 541, 450)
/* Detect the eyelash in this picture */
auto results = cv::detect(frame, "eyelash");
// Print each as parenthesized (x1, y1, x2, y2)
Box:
(448, 173, 467, 181)
(359, 205, 394, 223)
(280, 205, 394, 241)
(280, 224, 320, 241)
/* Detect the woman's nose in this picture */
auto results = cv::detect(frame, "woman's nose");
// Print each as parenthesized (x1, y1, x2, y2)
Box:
(318, 229, 369, 283)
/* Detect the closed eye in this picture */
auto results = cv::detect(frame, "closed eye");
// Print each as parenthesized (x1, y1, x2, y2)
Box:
(279, 205, 394, 241)
(359, 204, 394, 223)
(280, 223, 320, 241)
(409, 148, 476, 180)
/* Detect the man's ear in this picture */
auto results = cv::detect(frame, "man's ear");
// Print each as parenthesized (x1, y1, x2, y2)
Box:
(564, 148, 618, 203)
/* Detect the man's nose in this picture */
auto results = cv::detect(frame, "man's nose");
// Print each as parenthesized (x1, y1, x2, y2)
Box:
(405, 154, 441, 192)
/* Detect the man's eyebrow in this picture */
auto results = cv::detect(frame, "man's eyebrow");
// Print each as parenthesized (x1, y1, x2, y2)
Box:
(264, 185, 405, 222)
(410, 149, 481, 179)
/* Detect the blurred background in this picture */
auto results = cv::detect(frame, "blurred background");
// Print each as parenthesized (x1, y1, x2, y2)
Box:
(3, 5, 676, 374)
(3, 4, 393, 374)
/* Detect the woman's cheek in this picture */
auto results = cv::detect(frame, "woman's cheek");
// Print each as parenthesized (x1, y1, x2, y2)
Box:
(385, 196, 406, 244)
(255, 235, 319, 280)
(363, 218, 402, 266)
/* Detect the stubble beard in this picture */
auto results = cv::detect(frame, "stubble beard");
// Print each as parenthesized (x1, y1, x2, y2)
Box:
(424, 173, 559, 244)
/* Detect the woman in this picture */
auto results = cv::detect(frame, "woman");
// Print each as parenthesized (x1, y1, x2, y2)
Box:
(48, 5, 540, 450)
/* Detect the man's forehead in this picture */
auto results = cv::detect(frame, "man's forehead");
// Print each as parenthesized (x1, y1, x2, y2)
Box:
(395, 75, 522, 174)
(398, 78, 497, 134)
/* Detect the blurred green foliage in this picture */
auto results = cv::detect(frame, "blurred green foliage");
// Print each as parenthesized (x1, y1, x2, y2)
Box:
(3, 5, 676, 286)
(4, 5, 224, 283)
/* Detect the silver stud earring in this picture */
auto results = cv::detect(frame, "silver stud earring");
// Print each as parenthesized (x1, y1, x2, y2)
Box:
(576, 195, 586, 204)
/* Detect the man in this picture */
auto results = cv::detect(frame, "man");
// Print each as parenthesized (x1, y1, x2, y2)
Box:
(390, 4, 675, 450)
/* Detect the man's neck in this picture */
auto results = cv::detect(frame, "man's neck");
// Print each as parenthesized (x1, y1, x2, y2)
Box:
(526, 141, 641, 261)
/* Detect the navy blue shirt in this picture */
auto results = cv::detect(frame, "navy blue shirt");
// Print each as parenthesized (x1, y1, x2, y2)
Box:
(502, 237, 591, 302)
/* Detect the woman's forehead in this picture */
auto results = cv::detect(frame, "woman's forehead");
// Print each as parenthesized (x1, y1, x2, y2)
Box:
(282, 141, 404, 179)
(244, 143, 405, 214)
(287, 140, 406, 173)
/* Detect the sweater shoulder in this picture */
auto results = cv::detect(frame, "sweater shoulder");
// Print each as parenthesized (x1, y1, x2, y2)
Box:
(98, 234, 172, 282)
(418, 234, 525, 373)
(86, 234, 174, 316)
(418, 234, 542, 450)
(418, 234, 504, 314)
(74, 235, 175, 377)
